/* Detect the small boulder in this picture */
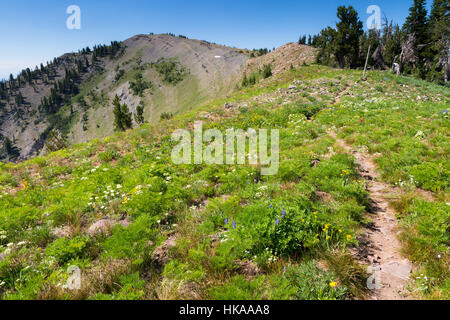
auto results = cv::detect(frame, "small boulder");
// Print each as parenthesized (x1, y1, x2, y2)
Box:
(223, 102, 234, 109)
(87, 218, 130, 236)
(152, 235, 177, 267)
(235, 260, 260, 277)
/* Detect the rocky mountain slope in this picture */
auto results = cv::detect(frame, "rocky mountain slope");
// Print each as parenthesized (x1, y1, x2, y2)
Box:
(0, 34, 249, 161)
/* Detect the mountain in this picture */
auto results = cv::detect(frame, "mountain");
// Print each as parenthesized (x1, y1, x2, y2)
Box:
(0, 34, 249, 161)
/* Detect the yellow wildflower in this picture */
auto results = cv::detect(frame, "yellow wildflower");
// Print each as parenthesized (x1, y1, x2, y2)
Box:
(329, 282, 337, 288)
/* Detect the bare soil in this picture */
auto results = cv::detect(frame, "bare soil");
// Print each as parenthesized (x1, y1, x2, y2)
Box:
(329, 131, 413, 300)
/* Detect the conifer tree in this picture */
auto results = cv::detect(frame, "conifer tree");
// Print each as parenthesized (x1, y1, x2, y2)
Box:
(335, 6, 364, 68)
(134, 102, 146, 125)
(403, 0, 429, 76)
(428, 0, 450, 82)
(113, 95, 132, 131)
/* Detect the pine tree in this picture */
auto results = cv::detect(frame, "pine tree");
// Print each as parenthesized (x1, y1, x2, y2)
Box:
(241, 73, 248, 87)
(298, 35, 307, 45)
(428, 0, 450, 82)
(134, 102, 146, 125)
(316, 27, 337, 66)
(335, 6, 364, 68)
(113, 95, 132, 131)
(3, 137, 20, 161)
(9, 74, 14, 89)
(403, 0, 429, 77)
(382, 21, 403, 68)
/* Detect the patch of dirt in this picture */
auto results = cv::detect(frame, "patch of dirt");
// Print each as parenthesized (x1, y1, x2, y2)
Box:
(329, 131, 413, 300)
(334, 83, 353, 104)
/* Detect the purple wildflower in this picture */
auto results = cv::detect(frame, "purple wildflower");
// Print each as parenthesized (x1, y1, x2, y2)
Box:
(275, 217, 280, 225)
(232, 221, 237, 229)
(282, 208, 286, 218)
(225, 218, 229, 225)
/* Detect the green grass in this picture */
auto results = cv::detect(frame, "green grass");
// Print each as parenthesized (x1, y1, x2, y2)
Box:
(0, 65, 448, 300)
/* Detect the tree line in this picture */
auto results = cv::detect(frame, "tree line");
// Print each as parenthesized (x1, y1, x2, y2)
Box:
(302, 0, 449, 84)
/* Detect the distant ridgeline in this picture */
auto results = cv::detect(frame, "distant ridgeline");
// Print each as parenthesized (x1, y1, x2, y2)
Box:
(0, 41, 124, 162)
(0, 33, 248, 162)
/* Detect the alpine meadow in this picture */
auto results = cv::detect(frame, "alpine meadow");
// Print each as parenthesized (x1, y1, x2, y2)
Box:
(0, 0, 448, 306)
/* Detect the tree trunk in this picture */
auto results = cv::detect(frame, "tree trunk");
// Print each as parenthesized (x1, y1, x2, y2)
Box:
(362, 45, 371, 81)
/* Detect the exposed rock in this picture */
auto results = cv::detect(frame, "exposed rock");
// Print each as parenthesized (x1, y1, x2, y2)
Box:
(315, 191, 334, 203)
(235, 260, 261, 277)
(223, 102, 234, 109)
(152, 235, 177, 267)
(52, 225, 72, 238)
(87, 218, 130, 236)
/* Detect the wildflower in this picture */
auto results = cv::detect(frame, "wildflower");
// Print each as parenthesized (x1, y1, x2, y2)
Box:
(346, 235, 352, 241)
(225, 218, 229, 225)
(281, 208, 286, 218)
(122, 197, 128, 205)
(329, 282, 337, 288)
(232, 221, 237, 229)
(275, 217, 280, 225)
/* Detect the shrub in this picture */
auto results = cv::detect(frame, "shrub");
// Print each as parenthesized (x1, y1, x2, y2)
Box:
(160, 112, 173, 120)
(152, 58, 187, 85)
(45, 236, 89, 264)
(129, 73, 152, 97)
(98, 147, 120, 163)
(283, 261, 347, 300)
(101, 215, 159, 261)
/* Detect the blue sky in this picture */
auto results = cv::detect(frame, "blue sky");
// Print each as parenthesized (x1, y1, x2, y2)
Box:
(0, 0, 432, 79)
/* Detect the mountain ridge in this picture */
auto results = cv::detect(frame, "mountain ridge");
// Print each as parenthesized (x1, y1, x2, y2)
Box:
(0, 34, 252, 161)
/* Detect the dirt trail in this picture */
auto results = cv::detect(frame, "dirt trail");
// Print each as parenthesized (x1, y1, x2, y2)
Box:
(329, 131, 413, 300)
(334, 84, 352, 104)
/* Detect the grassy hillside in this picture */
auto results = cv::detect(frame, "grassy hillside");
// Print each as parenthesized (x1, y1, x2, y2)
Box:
(0, 34, 248, 161)
(0, 64, 448, 300)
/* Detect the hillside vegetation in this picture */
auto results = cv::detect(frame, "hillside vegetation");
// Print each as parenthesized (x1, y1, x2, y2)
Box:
(0, 60, 448, 300)
(0, 34, 248, 161)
